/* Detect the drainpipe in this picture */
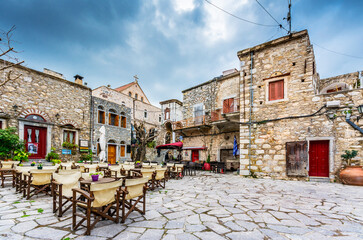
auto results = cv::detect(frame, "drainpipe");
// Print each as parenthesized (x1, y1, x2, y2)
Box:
(346, 116, 363, 134)
(248, 51, 254, 173)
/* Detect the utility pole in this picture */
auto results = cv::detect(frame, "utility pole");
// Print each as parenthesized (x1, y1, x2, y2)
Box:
(287, 0, 292, 34)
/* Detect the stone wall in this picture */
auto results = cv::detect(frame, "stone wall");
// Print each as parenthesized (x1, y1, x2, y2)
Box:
(237, 30, 363, 180)
(0, 61, 91, 162)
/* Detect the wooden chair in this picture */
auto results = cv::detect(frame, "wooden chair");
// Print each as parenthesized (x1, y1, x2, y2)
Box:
(166, 163, 174, 180)
(14, 166, 35, 193)
(72, 180, 123, 235)
(108, 165, 122, 179)
(154, 168, 167, 189)
(0, 161, 17, 188)
(60, 162, 73, 170)
(25, 169, 56, 199)
(140, 169, 155, 190)
(120, 177, 148, 223)
(85, 164, 98, 173)
(170, 164, 184, 179)
(52, 171, 82, 217)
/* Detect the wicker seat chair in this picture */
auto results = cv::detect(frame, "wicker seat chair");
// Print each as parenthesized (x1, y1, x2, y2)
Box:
(120, 177, 148, 223)
(72, 180, 123, 235)
(0, 161, 17, 188)
(25, 169, 56, 199)
(52, 171, 82, 217)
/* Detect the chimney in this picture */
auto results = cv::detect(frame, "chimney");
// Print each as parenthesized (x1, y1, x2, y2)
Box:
(74, 75, 84, 85)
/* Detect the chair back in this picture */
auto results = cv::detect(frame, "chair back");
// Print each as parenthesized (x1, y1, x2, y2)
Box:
(90, 180, 123, 207)
(122, 165, 134, 171)
(87, 164, 98, 173)
(143, 162, 150, 166)
(53, 172, 81, 197)
(124, 177, 148, 200)
(124, 161, 134, 165)
(150, 163, 157, 166)
(109, 165, 121, 171)
(58, 169, 81, 174)
(141, 169, 154, 180)
(61, 162, 72, 169)
(155, 168, 167, 180)
(30, 170, 54, 185)
(175, 164, 184, 172)
(142, 165, 153, 169)
(0, 161, 15, 169)
(98, 163, 109, 168)
(166, 163, 174, 167)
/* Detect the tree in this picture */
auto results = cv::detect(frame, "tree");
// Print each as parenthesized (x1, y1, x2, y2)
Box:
(0, 25, 24, 88)
(0, 127, 24, 159)
(132, 122, 157, 162)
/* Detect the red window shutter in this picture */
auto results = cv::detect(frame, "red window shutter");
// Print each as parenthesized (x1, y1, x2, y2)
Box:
(229, 98, 234, 113)
(223, 99, 229, 113)
(269, 80, 284, 101)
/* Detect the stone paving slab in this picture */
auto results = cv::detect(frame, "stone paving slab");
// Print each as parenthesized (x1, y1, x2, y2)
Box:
(0, 172, 362, 239)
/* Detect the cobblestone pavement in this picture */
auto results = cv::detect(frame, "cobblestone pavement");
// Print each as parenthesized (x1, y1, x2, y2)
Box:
(0, 172, 362, 240)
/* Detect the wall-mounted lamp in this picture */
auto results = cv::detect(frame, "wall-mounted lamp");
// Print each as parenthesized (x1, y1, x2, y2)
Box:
(55, 113, 60, 119)
(12, 104, 19, 112)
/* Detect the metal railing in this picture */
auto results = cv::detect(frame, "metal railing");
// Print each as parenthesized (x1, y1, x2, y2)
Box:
(173, 115, 207, 129)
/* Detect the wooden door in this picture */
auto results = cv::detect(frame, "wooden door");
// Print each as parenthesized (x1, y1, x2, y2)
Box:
(192, 150, 199, 162)
(108, 145, 116, 164)
(286, 141, 308, 176)
(24, 125, 47, 159)
(120, 145, 126, 158)
(309, 140, 329, 177)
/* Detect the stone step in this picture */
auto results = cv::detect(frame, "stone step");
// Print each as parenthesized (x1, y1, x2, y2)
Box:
(309, 177, 330, 183)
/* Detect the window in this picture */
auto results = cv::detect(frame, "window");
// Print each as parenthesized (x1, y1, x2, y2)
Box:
(141, 97, 144, 102)
(25, 114, 46, 122)
(63, 130, 76, 144)
(96, 139, 101, 155)
(128, 92, 132, 97)
(268, 80, 284, 101)
(98, 106, 105, 124)
(144, 109, 148, 118)
(135, 93, 138, 100)
(159, 115, 162, 122)
(223, 98, 236, 114)
(165, 108, 170, 120)
(121, 112, 127, 128)
(193, 103, 204, 125)
(0, 119, 5, 129)
(120, 141, 126, 157)
(108, 109, 119, 126)
(286, 141, 308, 176)
(121, 101, 125, 106)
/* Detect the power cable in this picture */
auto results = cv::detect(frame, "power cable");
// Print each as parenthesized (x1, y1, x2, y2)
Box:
(312, 42, 363, 60)
(255, 0, 289, 33)
(203, 0, 278, 27)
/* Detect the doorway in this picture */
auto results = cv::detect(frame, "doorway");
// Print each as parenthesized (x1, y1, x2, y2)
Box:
(107, 145, 116, 164)
(192, 150, 199, 162)
(309, 140, 329, 177)
(24, 125, 47, 159)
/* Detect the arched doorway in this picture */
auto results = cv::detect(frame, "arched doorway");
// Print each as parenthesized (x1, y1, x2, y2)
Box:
(107, 140, 117, 164)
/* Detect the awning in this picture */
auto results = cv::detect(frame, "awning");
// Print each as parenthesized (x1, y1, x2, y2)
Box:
(182, 146, 207, 150)
(155, 142, 183, 149)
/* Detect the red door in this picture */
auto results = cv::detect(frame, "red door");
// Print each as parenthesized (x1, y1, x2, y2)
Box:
(309, 140, 329, 177)
(24, 125, 47, 159)
(192, 150, 199, 162)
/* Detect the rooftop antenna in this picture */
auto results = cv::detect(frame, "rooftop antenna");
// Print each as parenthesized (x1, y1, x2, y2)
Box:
(285, 0, 292, 34)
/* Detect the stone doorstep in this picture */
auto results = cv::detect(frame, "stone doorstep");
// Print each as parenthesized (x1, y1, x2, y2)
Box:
(309, 177, 330, 183)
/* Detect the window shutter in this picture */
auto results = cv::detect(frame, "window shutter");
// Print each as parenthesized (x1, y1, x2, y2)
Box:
(115, 115, 119, 127)
(286, 141, 308, 176)
(108, 113, 111, 125)
(277, 80, 284, 99)
(269, 80, 284, 101)
(223, 99, 229, 113)
(229, 98, 234, 112)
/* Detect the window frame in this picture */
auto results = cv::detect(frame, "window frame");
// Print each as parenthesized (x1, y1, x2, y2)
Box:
(120, 141, 126, 158)
(0, 119, 6, 129)
(62, 128, 78, 145)
(108, 109, 119, 127)
(265, 77, 288, 104)
(144, 109, 148, 119)
(97, 106, 105, 124)
(120, 112, 127, 128)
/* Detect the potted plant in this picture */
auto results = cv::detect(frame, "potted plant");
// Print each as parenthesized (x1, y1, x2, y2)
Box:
(0, 128, 24, 161)
(204, 154, 211, 171)
(30, 161, 36, 166)
(51, 159, 61, 166)
(13, 149, 30, 163)
(37, 161, 43, 170)
(45, 147, 59, 162)
(90, 172, 103, 182)
(339, 150, 363, 186)
(62, 142, 79, 155)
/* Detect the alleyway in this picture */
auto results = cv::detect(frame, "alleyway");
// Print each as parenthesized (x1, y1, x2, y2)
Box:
(0, 173, 362, 240)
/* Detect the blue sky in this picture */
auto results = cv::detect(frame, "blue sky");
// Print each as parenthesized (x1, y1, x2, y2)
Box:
(1, 0, 362, 106)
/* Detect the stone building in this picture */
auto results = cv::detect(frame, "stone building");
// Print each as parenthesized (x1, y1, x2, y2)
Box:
(174, 69, 241, 170)
(0, 60, 91, 162)
(160, 99, 183, 144)
(92, 79, 162, 161)
(92, 97, 131, 163)
(237, 29, 363, 181)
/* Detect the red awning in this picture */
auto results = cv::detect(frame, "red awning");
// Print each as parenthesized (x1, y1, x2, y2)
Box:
(155, 142, 183, 149)
(182, 146, 207, 150)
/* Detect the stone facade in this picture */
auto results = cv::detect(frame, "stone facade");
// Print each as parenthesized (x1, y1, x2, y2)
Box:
(175, 70, 241, 170)
(92, 97, 132, 162)
(0, 61, 91, 162)
(237, 30, 363, 180)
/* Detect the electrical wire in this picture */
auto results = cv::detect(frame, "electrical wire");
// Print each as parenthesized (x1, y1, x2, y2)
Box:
(203, 0, 278, 27)
(255, 0, 289, 33)
(312, 42, 363, 60)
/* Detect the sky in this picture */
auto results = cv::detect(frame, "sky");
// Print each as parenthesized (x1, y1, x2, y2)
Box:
(1, 0, 363, 106)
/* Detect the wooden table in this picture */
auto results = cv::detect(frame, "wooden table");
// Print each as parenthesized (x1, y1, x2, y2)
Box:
(80, 177, 116, 185)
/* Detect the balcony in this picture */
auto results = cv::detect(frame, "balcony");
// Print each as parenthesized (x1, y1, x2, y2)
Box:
(211, 98, 240, 122)
(173, 115, 210, 130)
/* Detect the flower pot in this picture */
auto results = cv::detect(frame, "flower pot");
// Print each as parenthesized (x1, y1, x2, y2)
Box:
(31, 164, 35, 166)
(37, 166, 43, 170)
(339, 166, 363, 186)
(91, 175, 99, 182)
(204, 163, 211, 171)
